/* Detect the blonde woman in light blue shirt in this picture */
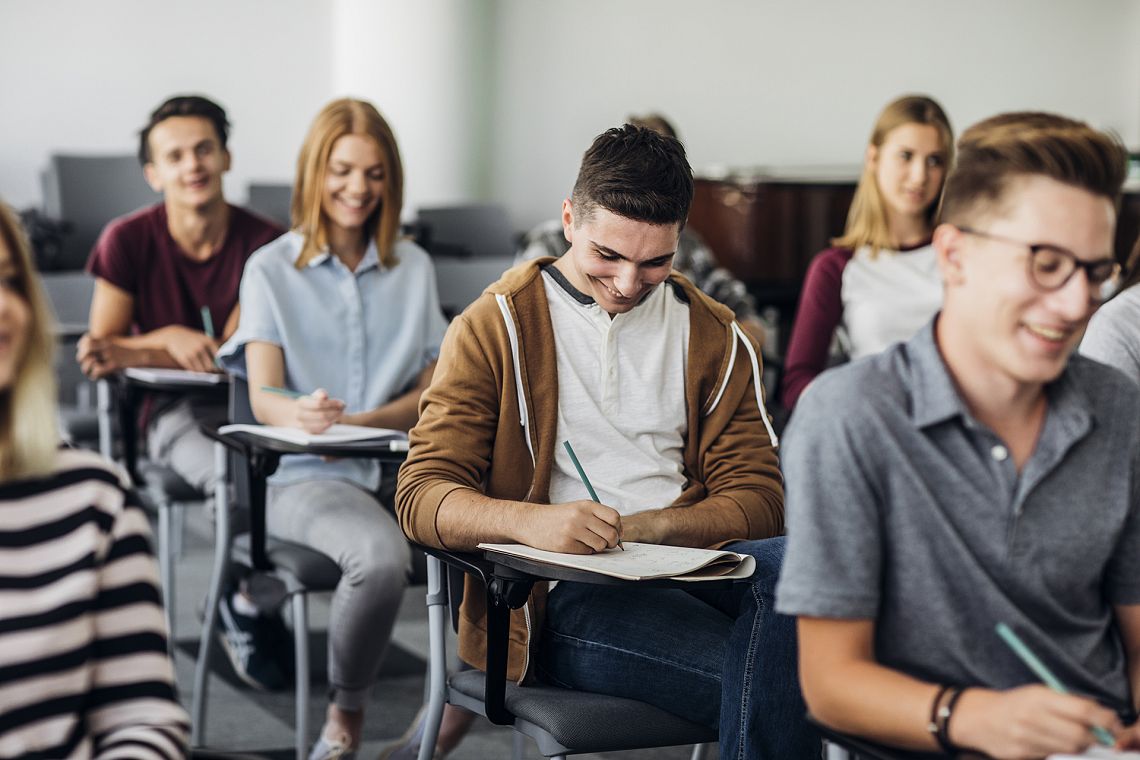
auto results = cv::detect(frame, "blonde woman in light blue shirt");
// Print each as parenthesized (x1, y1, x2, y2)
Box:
(219, 99, 447, 760)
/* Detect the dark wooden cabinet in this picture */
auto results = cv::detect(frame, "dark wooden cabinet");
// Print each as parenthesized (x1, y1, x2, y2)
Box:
(688, 174, 856, 298)
(690, 174, 1140, 298)
(1117, 191, 1140, 267)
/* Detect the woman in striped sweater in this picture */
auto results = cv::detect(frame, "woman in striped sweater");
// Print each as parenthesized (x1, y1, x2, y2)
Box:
(0, 201, 189, 758)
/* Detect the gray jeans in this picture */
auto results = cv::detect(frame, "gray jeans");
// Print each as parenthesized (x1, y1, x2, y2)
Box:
(267, 478, 410, 711)
(147, 398, 223, 495)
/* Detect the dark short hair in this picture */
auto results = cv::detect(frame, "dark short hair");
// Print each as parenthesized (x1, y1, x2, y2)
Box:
(940, 111, 1127, 227)
(571, 124, 694, 228)
(138, 95, 230, 166)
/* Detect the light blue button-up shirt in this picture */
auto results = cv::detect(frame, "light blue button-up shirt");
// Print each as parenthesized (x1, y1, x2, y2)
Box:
(218, 231, 448, 489)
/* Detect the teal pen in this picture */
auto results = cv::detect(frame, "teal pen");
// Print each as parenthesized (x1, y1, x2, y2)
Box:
(260, 385, 307, 399)
(995, 623, 1115, 747)
(562, 440, 624, 551)
(200, 306, 223, 369)
(200, 306, 215, 339)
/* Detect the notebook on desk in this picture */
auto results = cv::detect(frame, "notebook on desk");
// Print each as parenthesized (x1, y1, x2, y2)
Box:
(477, 542, 756, 582)
(217, 422, 409, 449)
(123, 367, 226, 385)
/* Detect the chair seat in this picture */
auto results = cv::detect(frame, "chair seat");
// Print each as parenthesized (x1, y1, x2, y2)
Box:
(233, 534, 341, 590)
(449, 669, 716, 754)
(59, 406, 101, 447)
(139, 461, 206, 503)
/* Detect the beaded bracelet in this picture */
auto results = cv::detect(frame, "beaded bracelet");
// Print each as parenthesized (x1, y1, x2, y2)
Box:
(935, 687, 966, 754)
(927, 684, 954, 743)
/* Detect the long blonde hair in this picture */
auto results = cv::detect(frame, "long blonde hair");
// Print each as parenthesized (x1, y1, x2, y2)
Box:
(291, 98, 405, 269)
(833, 95, 953, 255)
(0, 202, 59, 481)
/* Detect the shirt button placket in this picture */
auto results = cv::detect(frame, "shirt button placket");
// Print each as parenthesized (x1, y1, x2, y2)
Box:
(345, 275, 365, 407)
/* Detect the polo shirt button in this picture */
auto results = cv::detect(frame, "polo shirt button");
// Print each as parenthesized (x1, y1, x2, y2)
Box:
(991, 445, 1009, 462)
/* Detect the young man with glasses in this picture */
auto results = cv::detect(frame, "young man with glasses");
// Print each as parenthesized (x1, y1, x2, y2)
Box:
(777, 112, 1140, 757)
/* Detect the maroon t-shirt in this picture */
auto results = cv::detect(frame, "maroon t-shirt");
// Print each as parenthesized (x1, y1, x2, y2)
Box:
(86, 203, 283, 334)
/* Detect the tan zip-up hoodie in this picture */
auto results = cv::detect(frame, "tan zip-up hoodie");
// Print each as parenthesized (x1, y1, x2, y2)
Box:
(396, 258, 783, 683)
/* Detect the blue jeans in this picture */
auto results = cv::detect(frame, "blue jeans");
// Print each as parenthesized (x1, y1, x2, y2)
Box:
(536, 536, 818, 759)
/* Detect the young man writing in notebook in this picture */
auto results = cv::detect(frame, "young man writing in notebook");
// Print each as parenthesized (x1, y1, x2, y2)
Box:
(776, 112, 1140, 758)
(396, 124, 817, 758)
(77, 94, 286, 690)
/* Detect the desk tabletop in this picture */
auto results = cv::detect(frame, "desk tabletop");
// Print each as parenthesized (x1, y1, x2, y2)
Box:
(205, 427, 409, 461)
(120, 368, 229, 392)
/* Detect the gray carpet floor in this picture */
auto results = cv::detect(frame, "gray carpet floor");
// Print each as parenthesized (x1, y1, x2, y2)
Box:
(169, 503, 717, 759)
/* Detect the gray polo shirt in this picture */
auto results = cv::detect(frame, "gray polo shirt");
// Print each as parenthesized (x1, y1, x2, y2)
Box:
(775, 320, 1140, 711)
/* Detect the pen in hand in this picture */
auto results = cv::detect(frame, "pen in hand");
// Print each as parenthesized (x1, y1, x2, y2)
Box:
(562, 440, 624, 551)
(200, 306, 215, 339)
(260, 385, 307, 399)
(995, 622, 1116, 747)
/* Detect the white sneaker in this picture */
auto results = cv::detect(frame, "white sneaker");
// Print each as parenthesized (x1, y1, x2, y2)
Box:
(308, 730, 357, 760)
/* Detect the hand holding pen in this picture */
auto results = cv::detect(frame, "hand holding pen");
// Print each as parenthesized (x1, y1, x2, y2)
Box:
(936, 623, 1132, 756)
(563, 440, 624, 552)
(262, 385, 345, 434)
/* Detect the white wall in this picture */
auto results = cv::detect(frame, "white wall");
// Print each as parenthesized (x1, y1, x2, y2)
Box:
(488, 0, 1140, 230)
(330, 0, 496, 215)
(0, 0, 332, 210)
(1, 0, 1136, 231)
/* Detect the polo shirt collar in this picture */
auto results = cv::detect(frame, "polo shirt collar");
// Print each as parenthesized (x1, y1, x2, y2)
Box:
(908, 319, 968, 429)
(907, 316, 1094, 440)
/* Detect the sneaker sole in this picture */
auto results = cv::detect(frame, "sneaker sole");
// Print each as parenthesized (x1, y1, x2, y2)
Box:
(215, 627, 281, 691)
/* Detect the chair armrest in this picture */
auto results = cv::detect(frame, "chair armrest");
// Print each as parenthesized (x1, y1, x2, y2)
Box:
(419, 545, 495, 587)
(417, 544, 535, 726)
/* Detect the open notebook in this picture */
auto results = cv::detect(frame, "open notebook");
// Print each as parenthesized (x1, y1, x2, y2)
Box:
(477, 542, 756, 582)
(217, 423, 409, 449)
(1050, 750, 1140, 759)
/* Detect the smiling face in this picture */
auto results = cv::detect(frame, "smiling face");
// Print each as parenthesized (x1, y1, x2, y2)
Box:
(553, 200, 679, 316)
(320, 134, 386, 243)
(143, 115, 230, 210)
(936, 174, 1116, 391)
(870, 122, 947, 221)
(0, 238, 31, 392)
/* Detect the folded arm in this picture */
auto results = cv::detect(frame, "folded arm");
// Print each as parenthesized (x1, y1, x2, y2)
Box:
(78, 278, 218, 376)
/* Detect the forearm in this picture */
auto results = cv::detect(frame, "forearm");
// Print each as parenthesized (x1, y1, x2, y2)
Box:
(623, 493, 771, 547)
(249, 390, 304, 427)
(342, 386, 424, 432)
(807, 655, 946, 751)
(344, 362, 435, 432)
(436, 488, 540, 551)
(90, 334, 179, 368)
(1126, 646, 1140, 715)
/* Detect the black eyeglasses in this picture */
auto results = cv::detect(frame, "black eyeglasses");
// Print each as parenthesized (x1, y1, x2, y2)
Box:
(957, 226, 1121, 301)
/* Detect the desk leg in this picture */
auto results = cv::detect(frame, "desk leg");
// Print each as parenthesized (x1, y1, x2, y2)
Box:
(96, 379, 113, 460)
(246, 450, 280, 571)
(191, 442, 232, 746)
(420, 557, 449, 760)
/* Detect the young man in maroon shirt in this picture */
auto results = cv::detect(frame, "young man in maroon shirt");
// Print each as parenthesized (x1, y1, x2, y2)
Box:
(78, 94, 286, 690)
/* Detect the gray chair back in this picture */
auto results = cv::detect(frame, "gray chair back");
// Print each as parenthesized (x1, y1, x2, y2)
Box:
(42, 154, 159, 271)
